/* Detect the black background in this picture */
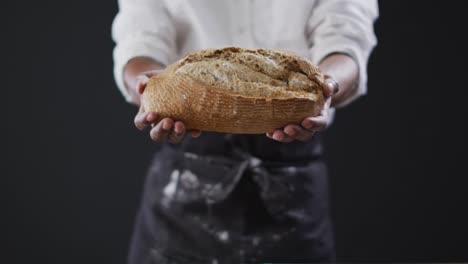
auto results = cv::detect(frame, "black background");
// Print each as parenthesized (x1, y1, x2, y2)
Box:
(5, 0, 468, 263)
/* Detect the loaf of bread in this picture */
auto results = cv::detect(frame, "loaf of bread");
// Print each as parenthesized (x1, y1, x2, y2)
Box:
(141, 47, 325, 134)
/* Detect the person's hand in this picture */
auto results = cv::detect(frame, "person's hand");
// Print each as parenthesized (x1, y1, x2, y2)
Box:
(266, 76, 339, 143)
(133, 70, 202, 144)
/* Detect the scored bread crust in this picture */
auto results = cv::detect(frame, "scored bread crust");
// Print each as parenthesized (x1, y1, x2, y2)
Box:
(142, 47, 325, 134)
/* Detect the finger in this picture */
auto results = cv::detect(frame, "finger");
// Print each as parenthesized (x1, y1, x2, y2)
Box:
(302, 116, 328, 132)
(302, 93, 331, 132)
(283, 125, 299, 137)
(137, 104, 145, 114)
(189, 130, 202, 138)
(284, 125, 314, 142)
(272, 130, 294, 143)
(168, 121, 186, 144)
(266, 132, 274, 138)
(135, 110, 158, 130)
(146, 112, 159, 124)
(301, 117, 314, 131)
(150, 118, 174, 143)
(134, 112, 148, 130)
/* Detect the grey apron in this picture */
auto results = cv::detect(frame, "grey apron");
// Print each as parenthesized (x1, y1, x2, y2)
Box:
(128, 133, 335, 263)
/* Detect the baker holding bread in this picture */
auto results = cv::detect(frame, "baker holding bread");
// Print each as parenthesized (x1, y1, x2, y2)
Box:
(112, 0, 378, 263)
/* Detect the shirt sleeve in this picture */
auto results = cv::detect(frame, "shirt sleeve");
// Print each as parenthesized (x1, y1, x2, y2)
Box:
(111, 0, 176, 102)
(307, 0, 379, 107)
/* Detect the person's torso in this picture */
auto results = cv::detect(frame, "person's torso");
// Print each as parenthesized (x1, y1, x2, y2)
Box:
(164, 0, 316, 60)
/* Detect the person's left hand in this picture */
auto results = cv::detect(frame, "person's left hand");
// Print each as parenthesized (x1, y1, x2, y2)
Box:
(266, 77, 339, 143)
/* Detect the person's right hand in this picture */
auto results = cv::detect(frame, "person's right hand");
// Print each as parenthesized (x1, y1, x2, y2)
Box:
(133, 70, 202, 144)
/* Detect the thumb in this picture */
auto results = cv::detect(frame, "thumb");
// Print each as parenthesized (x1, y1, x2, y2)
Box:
(136, 69, 164, 94)
(323, 76, 339, 98)
(141, 69, 165, 78)
(136, 75, 150, 95)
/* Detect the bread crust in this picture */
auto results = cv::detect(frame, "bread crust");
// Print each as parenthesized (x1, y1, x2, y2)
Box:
(142, 47, 325, 134)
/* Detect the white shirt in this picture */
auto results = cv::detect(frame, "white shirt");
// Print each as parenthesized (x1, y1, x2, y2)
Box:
(112, 0, 378, 107)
